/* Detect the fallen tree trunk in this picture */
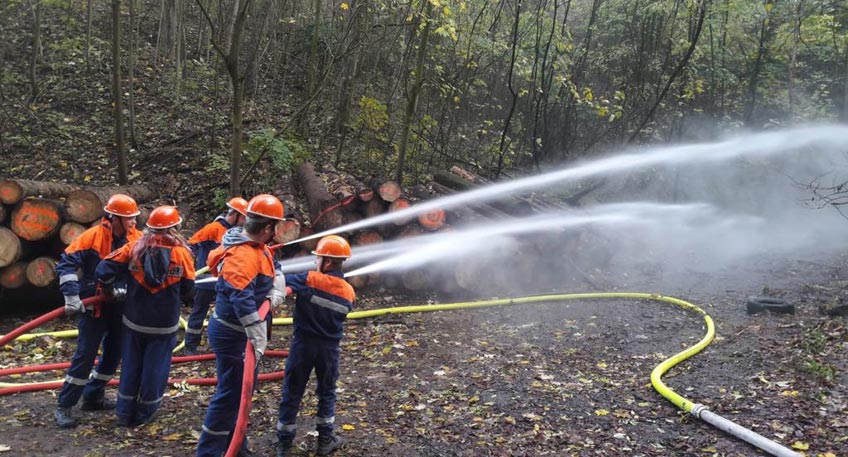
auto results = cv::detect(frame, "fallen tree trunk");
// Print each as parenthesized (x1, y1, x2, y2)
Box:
(0, 179, 80, 205)
(296, 162, 343, 232)
(26, 256, 57, 287)
(0, 261, 28, 289)
(11, 198, 65, 241)
(0, 227, 23, 267)
(64, 185, 158, 223)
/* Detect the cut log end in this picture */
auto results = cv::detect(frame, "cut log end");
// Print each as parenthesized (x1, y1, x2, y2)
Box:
(387, 198, 413, 225)
(378, 181, 402, 203)
(26, 257, 57, 287)
(11, 199, 64, 241)
(418, 209, 446, 231)
(274, 219, 302, 245)
(0, 227, 23, 268)
(60, 222, 87, 245)
(0, 261, 28, 288)
(352, 230, 383, 246)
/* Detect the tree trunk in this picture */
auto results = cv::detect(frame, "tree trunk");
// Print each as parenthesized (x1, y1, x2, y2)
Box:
(128, 0, 138, 148)
(229, 75, 245, 195)
(26, 256, 57, 287)
(64, 185, 157, 223)
(29, 0, 42, 104)
(308, 0, 322, 95)
(112, 0, 128, 184)
(394, 0, 432, 185)
(85, 0, 92, 72)
(0, 179, 80, 205)
(495, 0, 522, 178)
(0, 227, 23, 268)
(296, 162, 344, 232)
(744, 11, 769, 127)
(11, 199, 64, 241)
(628, 0, 708, 144)
(0, 262, 28, 289)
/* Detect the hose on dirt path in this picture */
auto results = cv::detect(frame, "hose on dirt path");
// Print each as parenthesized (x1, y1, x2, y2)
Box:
(0, 350, 287, 394)
(1, 292, 799, 455)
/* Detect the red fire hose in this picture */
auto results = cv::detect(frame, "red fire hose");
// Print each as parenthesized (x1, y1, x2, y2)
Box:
(225, 299, 272, 457)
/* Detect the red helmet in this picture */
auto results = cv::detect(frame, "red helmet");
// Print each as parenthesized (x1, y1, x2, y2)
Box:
(226, 197, 249, 216)
(246, 194, 284, 221)
(146, 206, 182, 229)
(104, 194, 140, 217)
(312, 235, 351, 259)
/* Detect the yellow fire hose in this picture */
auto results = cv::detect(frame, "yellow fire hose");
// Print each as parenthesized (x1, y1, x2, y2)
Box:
(1, 292, 798, 455)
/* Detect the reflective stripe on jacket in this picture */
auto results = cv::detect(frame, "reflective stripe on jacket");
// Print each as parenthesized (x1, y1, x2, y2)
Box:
(207, 229, 275, 330)
(96, 236, 195, 333)
(286, 270, 355, 341)
(56, 218, 142, 298)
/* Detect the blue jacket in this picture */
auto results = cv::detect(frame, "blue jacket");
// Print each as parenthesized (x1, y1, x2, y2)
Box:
(96, 234, 196, 335)
(56, 218, 142, 298)
(188, 216, 232, 291)
(286, 270, 355, 341)
(207, 227, 276, 330)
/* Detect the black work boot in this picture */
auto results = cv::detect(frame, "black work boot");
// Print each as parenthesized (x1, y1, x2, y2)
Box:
(316, 434, 345, 456)
(80, 398, 116, 411)
(54, 407, 78, 428)
(274, 440, 293, 457)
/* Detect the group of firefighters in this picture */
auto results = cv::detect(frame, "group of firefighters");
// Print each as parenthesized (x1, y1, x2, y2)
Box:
(53, 192, 354, 457)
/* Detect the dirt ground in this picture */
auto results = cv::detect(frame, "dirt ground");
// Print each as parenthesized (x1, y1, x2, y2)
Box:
(1, 252, 847, 457)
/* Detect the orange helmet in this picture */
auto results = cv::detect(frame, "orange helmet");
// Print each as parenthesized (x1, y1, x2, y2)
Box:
(146, 205, 182, 230)
(246, 194, 284, 221)
(312, 235, 351, 259)
(104, 194, 140, 217)
(226, 197, 249, 216)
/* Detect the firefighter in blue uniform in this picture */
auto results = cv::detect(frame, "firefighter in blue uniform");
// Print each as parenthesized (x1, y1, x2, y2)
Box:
(96, 205, 195, 427)
(54, 194, 143, 429)
(184, 197, 249, 354)
(275, 235, 355, 457)
(196, 194, 287, 457)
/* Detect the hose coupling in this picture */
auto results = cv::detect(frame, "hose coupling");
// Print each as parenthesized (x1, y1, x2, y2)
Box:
(690, 403, 708, 418)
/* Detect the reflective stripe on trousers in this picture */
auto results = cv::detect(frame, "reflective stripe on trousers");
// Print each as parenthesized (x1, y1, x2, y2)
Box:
(58, 312, 123, 408)
(196, 319, 256, 457)
(277, 334, 341, 440)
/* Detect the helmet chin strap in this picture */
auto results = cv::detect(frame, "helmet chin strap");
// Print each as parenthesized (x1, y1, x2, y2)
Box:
(316, 256, 327, 272)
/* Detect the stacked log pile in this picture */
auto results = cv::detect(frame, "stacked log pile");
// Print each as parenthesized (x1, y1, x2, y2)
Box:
(0, 179, 157, 299)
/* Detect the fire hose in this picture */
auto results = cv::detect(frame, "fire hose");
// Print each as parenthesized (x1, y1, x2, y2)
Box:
(1, 293, 799, 456)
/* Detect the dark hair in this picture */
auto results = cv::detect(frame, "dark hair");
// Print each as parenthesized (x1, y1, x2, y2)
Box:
(322, 257, 344, 271)
(244, 215, 273, 235)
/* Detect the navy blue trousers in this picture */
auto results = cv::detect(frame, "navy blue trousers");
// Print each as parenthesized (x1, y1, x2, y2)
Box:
(116, 327, 176, 426)
(276, 334, 340, 441)
(57, 312, 123, 408)
(196, 319, 254, 457)
(185, 288, 216, 349)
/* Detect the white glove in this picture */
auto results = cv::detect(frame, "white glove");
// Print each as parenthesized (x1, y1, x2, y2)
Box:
(64, 295, 84, 316)
(112, 287, 127, 303)
(267, 271, 286, 307)
(244, 322, 267, 360)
